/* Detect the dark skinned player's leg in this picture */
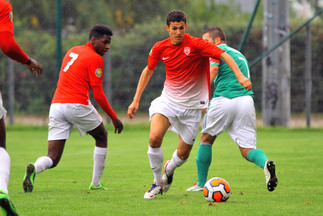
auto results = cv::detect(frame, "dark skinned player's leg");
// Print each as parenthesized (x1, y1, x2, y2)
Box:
(23, 139, 66, 193)
(0, 117, 10, 193)
(0, 117, 6, 149)
(88, 122, 107, 148)
(0, 117, 10, 192)
(47, 140, 67, 167)
(87, 122, 108, 189)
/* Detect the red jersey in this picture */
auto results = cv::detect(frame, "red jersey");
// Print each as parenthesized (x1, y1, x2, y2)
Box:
(0, 0, 13, 33)
(148, 33, 224, 109)
(0, 0, 29, 64)
(52, 42, 104, 105)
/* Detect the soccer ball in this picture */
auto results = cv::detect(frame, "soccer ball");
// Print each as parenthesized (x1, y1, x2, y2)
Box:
(203, 177, 231, 202)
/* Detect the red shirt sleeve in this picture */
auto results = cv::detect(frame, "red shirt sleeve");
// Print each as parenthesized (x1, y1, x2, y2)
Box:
(210, 57, 220, 66)
(194, 37, 224, 59)
(147, 42, 162, 71)
(92, 86, 117, 120)
(0, 32, 29, 64)
(0, 0, 14, 33)
(88, 52, 104, 87)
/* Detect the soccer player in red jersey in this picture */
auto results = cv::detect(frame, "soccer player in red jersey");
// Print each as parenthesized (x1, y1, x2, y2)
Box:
(127, 10, 252, 199)
(23, 24, 123, 193)
(0, 0, 43, 214)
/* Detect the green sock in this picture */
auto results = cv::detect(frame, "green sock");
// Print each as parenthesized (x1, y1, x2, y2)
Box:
(246, 149, 268, 169)
(196, 143, 212, 187)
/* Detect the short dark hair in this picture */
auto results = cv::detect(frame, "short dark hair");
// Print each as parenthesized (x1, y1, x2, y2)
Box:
(166, 10, 186, 26)
(204, 27, 226, 42)
(89, 24, 113, 41)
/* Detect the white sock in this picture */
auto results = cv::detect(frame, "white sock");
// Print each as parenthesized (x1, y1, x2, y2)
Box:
(34, 156, 53, 174)
(147, 146, 164, 186)
(0, 147, 10, 194)
(91, 146, 107, 187)
(166, 150, 187, 176)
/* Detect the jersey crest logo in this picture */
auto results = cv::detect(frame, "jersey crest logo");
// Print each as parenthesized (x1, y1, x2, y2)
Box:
(184, 47, 190, 55)
(9, 11, 13, 22)
(95, 68, 103, 78)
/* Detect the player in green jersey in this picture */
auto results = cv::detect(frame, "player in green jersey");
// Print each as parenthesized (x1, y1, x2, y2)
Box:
(186, 27, 278, 192)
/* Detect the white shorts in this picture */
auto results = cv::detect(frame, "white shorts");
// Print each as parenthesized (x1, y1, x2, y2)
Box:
(201, 96, 256, 149)
(48, 103, 103, 141)
(0, 92, 7, 119)
(149, 95, 202, 145)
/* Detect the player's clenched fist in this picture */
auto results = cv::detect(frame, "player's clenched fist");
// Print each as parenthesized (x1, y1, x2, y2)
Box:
(127, 101, 139, 119)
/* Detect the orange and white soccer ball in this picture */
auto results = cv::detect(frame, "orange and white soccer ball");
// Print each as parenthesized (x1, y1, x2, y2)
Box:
(203, 177, 231, 202)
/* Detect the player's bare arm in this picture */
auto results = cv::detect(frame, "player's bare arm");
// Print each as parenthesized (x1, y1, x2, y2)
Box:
(25, 58, 43, 76)
(127, 66, 154, 119)
(210, 65, 219, 84)
(220, 52, 252, 90)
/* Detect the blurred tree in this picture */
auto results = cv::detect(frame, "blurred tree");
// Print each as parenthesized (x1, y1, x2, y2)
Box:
(2, 0, 322, 115)
(10, 0, 191, 32)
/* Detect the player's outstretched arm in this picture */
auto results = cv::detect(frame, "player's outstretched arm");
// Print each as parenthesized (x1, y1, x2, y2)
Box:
(220, 52, 252, 91)
(0, 32, 43, 76)
(92, 85, 119, 121)
(127, 66, 153, 119)
(25, 58, 43, 76)
(92, 86, 123, 134)
(112, 118, 123, 134)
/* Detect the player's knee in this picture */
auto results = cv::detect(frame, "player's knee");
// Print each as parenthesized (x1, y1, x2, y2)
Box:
(93, 129, 107, 143)
(100, 129, 108, 142)
(149, 134, 163, 147)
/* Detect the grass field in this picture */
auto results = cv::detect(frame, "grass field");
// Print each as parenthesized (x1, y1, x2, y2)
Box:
(4, 124, 323, 216)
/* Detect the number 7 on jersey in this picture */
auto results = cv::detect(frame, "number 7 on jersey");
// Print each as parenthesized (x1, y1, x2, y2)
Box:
(63, 52, 79, 72)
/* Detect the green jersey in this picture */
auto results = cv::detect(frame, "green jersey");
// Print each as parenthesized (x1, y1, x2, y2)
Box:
(211, 44, 253, 99)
